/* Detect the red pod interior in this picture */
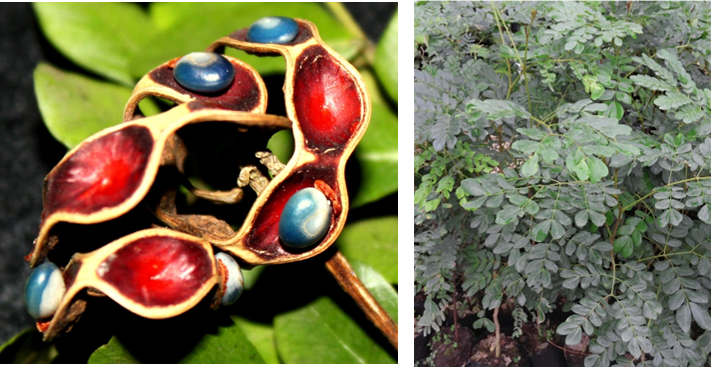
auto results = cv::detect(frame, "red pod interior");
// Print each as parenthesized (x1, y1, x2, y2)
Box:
(293, 46, 363, 152)
(42, 125, 154, 220)
(245, 160, 341, 259)
(97, 236, 214, 307)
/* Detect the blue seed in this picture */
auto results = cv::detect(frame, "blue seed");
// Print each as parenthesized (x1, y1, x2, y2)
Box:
(173, 52, 235, 93)
(215, 253, 244, 306)
(24, 262, 66, 319)
(246, 16, 299, 44)
(279, 188, 332, 248)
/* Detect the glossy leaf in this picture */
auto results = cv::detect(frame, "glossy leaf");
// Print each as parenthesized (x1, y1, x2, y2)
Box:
(351, 261, 398, 323)
(567, 149, 589, 181)
(88, 319, 265, 364)
(232, 316, 279, 364)
(613, 236, 633, 257)
(588, 156, 609, 183)
(352, 72, 398, 208)
(274, 297, 395, 364)
(374, 10, 398, 103)
(337, 217, 398, 283)
(690, 302, 711, 331)
(34, 63, 158, 148)
(677, 304, 691, 333)
(520, 153, 539, 177)
(33, 3, 156, 86)
(0, 329, 57, 364)
(496, 206, 522, 225)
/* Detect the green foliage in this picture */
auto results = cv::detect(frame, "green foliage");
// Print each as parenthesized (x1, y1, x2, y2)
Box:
(415, 2, 711, 366)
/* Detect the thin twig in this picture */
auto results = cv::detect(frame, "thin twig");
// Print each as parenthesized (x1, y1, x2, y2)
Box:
(324, 250, 398, 350)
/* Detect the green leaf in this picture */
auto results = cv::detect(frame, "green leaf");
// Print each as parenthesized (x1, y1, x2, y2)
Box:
(496, 206, 522, 225)
(523, 200, 540, 215)
(274, 297, 395, 364)
(654, 91, 693, 110)
(557, 317, 583, 335)
(566, 326, 583, 345)
(658, 209, 683, 227)
(582, 144, 615, 157)
(462, 196, 488, 211)
(467, 99, 531, 120)
(699, 205, 711, 223)
(630, 75, 674, 91)
(485, 193, 504, 208)
(658, 49, 691, 85)
(677, 304, 692, 333)
(425, 199, 440, 212)
(617, 82, 634, 93)
(88, 318, 265, 363)
(550, 220, 565, 240)
(352, 261, 398, 324)
(532, 220, 551, 242)
(0, 329, 57, 364)
(690, 302, 711, 331)
(613, 236, 633, 257)
(588, 210, 607, 227)
(352, 72, 398, 207)
(611, 142, 641, 157)
(575, 210, 589, 227)
(566, 149, 589, 181)
(590, 84, 604, 100)
(33, 3, 156, 86)
(511, 140, 539, 154)
(539, 135, 561, 162)
(461, 179, 486, 196)
(520, 153, 539, 177)
(615, 91, 632, 105)
(603, 101, 624, 120)
(374, 10, 398, 103)
(337, 217, 398, 284)
(630, 229, 642, 247)
(517, 128, 548, 140)
(231, 317, 279, 364)
(677, 104, 706, 124)
(34, 63, 158, 148)
(579, 115, 631, 138)
(587, 156, 609, 183)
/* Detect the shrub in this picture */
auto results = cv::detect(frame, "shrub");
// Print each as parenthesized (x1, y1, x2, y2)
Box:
(415, 2, 711, 366)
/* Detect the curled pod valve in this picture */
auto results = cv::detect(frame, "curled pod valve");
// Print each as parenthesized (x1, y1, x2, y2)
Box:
(33, 228, 218, 340)
(124, 53, 268, 121)
(27, 104, 291, 267)
(203, 17, 371, 266)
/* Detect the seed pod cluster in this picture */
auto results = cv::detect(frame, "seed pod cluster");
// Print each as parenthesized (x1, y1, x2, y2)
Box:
(25, 17, 377, 342)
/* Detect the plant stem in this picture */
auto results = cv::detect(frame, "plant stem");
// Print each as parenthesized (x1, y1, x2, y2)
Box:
(324, 249, 398, 350)
(453, 279, 459, 343)
(493, 306, 501, 358)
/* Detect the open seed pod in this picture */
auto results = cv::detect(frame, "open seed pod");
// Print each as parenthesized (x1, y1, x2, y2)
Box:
(33, 228, 218, 340)
(124, 53, 267, 121)
(192, 18, 372, 265)
(28, 103, 291, 267)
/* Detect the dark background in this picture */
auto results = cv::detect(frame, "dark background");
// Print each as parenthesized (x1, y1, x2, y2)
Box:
(0, 2, 397, 346)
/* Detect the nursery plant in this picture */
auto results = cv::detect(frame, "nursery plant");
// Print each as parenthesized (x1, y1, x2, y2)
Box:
(415, 2, 711, 366)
